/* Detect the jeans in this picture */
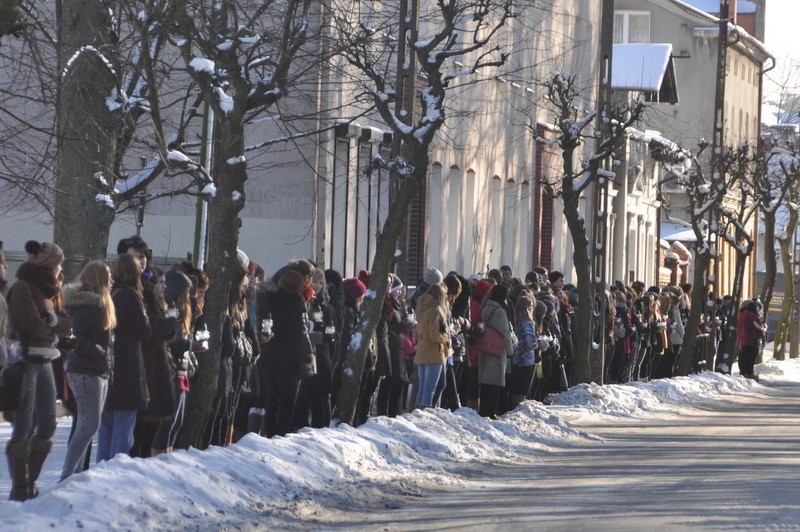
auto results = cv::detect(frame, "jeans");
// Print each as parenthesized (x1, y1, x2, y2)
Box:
(415, 364, 444, 408)
(10, 361, 57, 442)
(61, 373, 108, 479)
(97, 408, 137, 462)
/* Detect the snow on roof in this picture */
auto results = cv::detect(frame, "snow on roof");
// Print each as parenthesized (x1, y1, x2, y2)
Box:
(662, 221, 706, 242)
(612, 44, 673, 92)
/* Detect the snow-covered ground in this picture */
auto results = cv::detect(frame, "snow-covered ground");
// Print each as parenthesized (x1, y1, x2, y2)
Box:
(0, 356, 796, 530)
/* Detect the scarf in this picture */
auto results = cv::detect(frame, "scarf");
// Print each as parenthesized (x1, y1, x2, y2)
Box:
(16, 262, 60, 299)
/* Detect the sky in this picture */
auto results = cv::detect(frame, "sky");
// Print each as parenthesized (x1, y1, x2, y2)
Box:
(764, 0, 800, 57)
(0, 358, 796, 529)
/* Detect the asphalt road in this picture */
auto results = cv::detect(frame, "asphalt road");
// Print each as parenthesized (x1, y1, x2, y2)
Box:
(316, 379, 800, 530)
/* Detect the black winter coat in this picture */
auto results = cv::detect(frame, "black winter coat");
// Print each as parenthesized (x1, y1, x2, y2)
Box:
(108, 286, 152, 411)
(380, 302, 407, 383)
(63, 284, 113, 378)
(261, 290, 311, 379)
(140, 300, 178, 418)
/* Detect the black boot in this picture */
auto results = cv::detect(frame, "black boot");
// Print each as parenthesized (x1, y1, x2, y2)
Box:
(27, 437, 53, 499)
(6, 441, 30, 501)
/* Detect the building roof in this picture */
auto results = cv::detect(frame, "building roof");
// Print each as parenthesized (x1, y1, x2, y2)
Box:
(662, 221, 705, 242)
(612, 43, 679, 103)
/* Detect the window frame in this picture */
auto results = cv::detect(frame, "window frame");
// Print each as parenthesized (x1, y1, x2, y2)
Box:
(613, 10, 651, 44)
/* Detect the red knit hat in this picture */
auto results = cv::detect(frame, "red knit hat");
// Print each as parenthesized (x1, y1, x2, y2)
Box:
(342, 278, 367, 300)
(474, 280, 493, 299)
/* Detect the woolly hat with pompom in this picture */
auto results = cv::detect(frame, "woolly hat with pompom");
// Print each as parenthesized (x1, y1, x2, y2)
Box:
(25, 240, 64, 269)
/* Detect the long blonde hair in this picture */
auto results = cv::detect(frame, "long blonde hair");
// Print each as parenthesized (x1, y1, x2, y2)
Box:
(79, 260, 116, 330)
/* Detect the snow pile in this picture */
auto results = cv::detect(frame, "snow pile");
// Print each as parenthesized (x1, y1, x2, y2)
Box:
(2, 360, 799, 529)
(549, 371, 759, 418)
(0, 405, 586, 529)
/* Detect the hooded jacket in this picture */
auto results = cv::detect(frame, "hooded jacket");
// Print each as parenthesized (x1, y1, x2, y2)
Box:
(414, 292, 449, 365)
(63, 283, 113, 377)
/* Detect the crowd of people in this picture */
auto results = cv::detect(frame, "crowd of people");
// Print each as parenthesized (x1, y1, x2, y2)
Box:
(0, 238, 766, 501)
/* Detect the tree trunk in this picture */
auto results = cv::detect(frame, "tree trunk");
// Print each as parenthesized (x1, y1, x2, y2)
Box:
(177, 108, 246, 449)
(717, 251, 749, 371)
(676, 249, 711, 375)
(760, 213, 777, 310)
(774, 211, 798, 361)
(334, 145, 425, 425)
(54, 0, 120, 278)
(560, 153, 593, 385)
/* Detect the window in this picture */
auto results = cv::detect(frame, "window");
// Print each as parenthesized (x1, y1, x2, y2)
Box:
(614, 11, 650, 44)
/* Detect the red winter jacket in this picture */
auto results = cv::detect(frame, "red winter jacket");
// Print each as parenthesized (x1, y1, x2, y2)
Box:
(737, 308, 764, 348)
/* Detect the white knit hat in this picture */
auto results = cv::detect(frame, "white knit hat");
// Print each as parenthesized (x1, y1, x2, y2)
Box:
(423, 266, 443, 285)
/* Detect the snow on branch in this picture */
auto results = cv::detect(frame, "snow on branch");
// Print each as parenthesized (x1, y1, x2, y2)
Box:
(61, 45, 117, 79)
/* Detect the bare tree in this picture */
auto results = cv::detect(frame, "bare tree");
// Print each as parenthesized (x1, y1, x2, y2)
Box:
(166, 0, 324, 447)
(534, 73, 644, 384)
(331, 0, 516, 424)
(758, 139, 800, 311)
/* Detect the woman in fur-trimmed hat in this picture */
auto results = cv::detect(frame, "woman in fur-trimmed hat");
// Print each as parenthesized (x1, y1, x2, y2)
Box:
(6, 240, 72, 500)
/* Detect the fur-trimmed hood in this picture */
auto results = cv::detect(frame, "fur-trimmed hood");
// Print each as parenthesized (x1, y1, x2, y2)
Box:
(63, 283, 105, 310)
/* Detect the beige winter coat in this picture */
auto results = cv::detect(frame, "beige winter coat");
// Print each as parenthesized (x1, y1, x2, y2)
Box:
(414, 292, 449, 365)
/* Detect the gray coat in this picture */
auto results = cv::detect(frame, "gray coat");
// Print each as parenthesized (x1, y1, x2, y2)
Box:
(478, 299, 515, 387)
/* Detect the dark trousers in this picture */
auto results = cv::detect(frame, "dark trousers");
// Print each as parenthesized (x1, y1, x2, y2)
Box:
(264, 371, 301, 438)
(375, 375, 405, 418)
(738, 344, 758, 377)
(478, 384, 504, 418)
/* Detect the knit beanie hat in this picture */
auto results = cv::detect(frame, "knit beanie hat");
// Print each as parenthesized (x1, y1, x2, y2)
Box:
(25, 240, 64, 269)
(534, 300, 548, 318)
(324, 268, 343, 288)
(474, 279, 493, 299)
(342, 277, 367, 301)
(165, 270, 192, 304)
(423, 266, 443, 286)
(357, 269, 372, 287)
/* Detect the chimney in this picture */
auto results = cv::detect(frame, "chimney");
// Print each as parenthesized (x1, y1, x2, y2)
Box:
(728, 0, 738, 25)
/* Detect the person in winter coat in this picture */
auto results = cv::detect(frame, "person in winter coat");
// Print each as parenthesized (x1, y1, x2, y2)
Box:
(261, 269, 313, 437)
(509, 295, 539, 409)
(478, 284, 516, 418)
(215, 257, 261, 444)
(337, 276, 367, 398)
(5, 240, 72, 500)
(0, 248, 10, 368)
(414, 284, 450, 409)
(303, 268, 338, 428)
(131, 267, 178, 458)
(375, 277, 408, 417)
(60, 261, 116, 480)
(466, 279, 493, 412)
(432, 274, 463, 411)
(97, 253, 152, 462)
(737, 300, 765, 379)
(152, 270, 198, 454)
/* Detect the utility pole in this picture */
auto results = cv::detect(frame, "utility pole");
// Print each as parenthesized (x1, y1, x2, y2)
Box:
(791, 228, 800, 358)
(193, 103, 213, 269)
(591, 0, 614, 383)
(711, 1, 730, 372)
(393, 0, 418, 282)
